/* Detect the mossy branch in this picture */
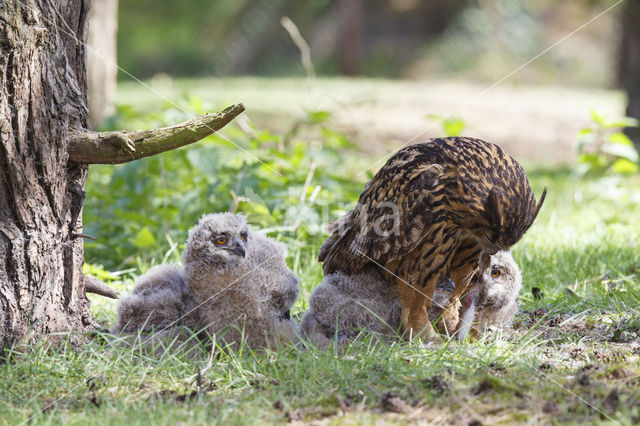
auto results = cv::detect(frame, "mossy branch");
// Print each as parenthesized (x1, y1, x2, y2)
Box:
(68, 103, 245, 164)
(84, 275, 119, 299)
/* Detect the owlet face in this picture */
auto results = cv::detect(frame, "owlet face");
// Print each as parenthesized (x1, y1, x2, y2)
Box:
(477, 250, 522, 306)
(184, 213, 250, 268)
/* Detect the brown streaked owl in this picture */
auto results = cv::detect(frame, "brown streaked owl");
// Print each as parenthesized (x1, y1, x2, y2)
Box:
(184, 213, 300, 350)
(318, 137, 545, 342)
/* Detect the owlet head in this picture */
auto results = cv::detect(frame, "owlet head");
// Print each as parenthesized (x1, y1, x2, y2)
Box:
(478, 250, 522, 305)
(184, 213, 250, 269)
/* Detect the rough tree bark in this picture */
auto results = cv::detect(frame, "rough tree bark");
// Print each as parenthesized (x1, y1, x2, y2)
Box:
(0, 0, 243, 351)
(0, 0, 93, 350)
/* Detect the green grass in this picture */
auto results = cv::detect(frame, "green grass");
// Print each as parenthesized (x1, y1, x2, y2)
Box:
(2, 84, 640, 424)
(1, 168, 639, 425)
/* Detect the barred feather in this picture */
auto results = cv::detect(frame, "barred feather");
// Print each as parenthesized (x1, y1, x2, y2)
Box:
(319, 137, 545, 310)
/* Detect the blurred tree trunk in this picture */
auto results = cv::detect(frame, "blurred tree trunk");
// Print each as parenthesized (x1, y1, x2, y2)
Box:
(337, 0, 362, 76)
(619, 0, 640, 149)
(222, 1, 289, 74)
(0, 0, 96, 350)
(87, 0, 118, 130)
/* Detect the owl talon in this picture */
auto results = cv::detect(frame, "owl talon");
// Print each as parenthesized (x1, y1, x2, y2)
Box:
(422, 340, 441, 350)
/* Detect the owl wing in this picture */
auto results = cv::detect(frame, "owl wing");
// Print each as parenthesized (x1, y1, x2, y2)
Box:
(319, 158, 449, 275)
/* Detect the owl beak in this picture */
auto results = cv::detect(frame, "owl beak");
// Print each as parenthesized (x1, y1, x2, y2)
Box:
(437, 277, 456, 293)
(232, 241, 246, 258)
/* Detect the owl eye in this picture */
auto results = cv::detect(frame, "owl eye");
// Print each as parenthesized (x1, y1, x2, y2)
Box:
(215, 236, 227, 245)
(490, 267, 501, 278)
(240, 232, 247, 242)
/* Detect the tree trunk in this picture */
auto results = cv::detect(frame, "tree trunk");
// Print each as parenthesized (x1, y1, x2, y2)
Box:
(619, 0, 640, 148)
(87, 0, 118, 130)
(0, 0, 94, 350)
(0, 0, 243, 351)
(337, 0, 363, 76)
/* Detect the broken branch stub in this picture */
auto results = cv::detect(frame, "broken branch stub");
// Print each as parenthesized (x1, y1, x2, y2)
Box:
(68, 103, 245, 164)
(84, 275, 119, 299)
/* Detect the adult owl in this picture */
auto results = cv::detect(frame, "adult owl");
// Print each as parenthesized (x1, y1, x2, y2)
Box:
(318, 137, 545, 341)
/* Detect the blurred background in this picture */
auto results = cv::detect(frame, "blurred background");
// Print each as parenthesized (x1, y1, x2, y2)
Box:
(116, 0, 612, 82)
(84, 0, 640, 284)
(88, 0, 640, 161)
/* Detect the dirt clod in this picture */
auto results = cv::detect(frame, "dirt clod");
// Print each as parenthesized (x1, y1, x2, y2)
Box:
(576, 372, 591, 386)
(472, 379, 493, 395)
(88, 395, 101, 407)
(381, 392, 413, 414)
(286, 409, 303, 422)
(543, 400, 560, 415)
(532, 287, 544, 300)
(148, 390, 198, 403)
(532, 308, 549, 317)
(424, 374, 451, 394)
(538, 362, 553, 371)
(603, 389, 619, 413)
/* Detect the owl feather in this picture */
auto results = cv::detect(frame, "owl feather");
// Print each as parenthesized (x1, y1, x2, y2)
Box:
(318, 137, 545, 341)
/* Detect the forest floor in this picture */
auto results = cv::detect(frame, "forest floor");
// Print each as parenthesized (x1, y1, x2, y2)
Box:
(1, 78, 639, 425)
(3, 168, 639, 425)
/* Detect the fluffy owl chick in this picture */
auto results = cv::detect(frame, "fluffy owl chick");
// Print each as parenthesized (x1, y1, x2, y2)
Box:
(300, 267, 456, 348)
(456, 250, 522, 340)
(110, 264, 201, 355)
(301, 266, 400, 348)
(184, 213, 300, 350)
(110, 264, 199, 334)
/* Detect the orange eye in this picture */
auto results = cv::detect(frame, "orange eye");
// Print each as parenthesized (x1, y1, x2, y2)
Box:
(240, 233, 247, 242)
(216, 236, 227, 245)
(490, 267, 501, 278)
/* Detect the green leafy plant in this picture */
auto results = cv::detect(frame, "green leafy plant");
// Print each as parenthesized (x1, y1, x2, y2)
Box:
(576, 111, 639, 175)
(427, 114, 466, 137)
(83, 97, 367, 270)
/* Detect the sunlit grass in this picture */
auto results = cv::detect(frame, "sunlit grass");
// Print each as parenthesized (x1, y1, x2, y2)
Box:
(2, 165, 639, 424)
(3, 84, 640, 423)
